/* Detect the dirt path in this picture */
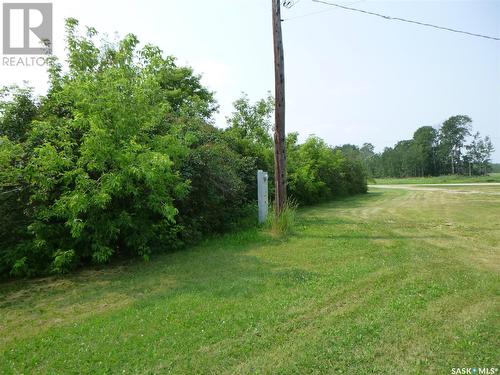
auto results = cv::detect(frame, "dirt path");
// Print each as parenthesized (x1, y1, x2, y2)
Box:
(370, 182, 500, 188)
(369, 183, 500, 194)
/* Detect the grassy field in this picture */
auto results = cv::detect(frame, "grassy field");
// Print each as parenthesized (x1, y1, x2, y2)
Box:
(374, 173, 500, 185)
(1, 185, 499, 374)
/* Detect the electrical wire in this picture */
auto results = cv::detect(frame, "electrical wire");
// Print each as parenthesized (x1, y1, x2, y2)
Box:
(282, 0, 364, 21)
(311, 0, 500, 41)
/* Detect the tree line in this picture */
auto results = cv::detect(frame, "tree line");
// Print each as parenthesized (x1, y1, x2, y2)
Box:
(0, 20, 366, 278)
(343, 116, 495, 178)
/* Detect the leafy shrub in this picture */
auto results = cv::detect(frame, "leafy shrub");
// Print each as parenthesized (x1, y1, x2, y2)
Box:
(51, 250, 76, 274)
(0, 20, 214, 276)
(177, 139, 255, 240)
(0, 20, 368, 278)
(288, 136, 367, 205)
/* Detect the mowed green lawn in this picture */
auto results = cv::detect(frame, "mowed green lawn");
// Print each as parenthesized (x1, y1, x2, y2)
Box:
(1, 186, 499, 374)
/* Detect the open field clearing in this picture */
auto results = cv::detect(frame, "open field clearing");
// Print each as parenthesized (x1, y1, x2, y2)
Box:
(1, 185, 499, 374)
(374, 174, 500, 185)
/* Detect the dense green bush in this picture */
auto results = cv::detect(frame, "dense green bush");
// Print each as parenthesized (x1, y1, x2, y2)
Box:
(0, 87, 37, 276)
(0, 19, 367, 278)
(175, 122, 256, 241)
(1, 20, 217, 275)
(288, 136, 367, 205)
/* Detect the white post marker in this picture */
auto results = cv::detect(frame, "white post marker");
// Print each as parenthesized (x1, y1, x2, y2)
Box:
(257, 170, 269, 223)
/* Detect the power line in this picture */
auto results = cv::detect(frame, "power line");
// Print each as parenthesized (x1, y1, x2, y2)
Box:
(312, 0, 500, 41)
(282, 7, 334, 21)
(282, 0, 364, 21)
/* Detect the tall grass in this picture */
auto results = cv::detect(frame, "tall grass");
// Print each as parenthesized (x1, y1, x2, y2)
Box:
(265, 200, 297, 237)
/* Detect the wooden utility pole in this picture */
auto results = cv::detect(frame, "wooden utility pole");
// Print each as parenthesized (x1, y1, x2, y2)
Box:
(272, 0, 287, 215)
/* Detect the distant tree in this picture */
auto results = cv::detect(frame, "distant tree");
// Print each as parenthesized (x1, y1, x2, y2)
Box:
(465, 132, 482, 176)
(360, 142, 375, 158)
(478, 135, 494, 175)
(380, 146, 396, 177)
(394, 140, 417, 177)
(491, 163, 500, 173)
(412, 126, 438, 176)
(438, 115, 472, 174)
(368, 115, 495, 178)
(465, 132, 495, 175)
(360, 143, 376, 177)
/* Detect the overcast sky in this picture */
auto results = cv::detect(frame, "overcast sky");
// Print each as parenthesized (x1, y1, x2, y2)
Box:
(1, 0, 499, 161)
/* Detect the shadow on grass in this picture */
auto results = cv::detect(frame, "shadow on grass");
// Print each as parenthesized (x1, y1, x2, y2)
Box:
(0, 192, 383, 319)
(0, 224, 318, 326)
